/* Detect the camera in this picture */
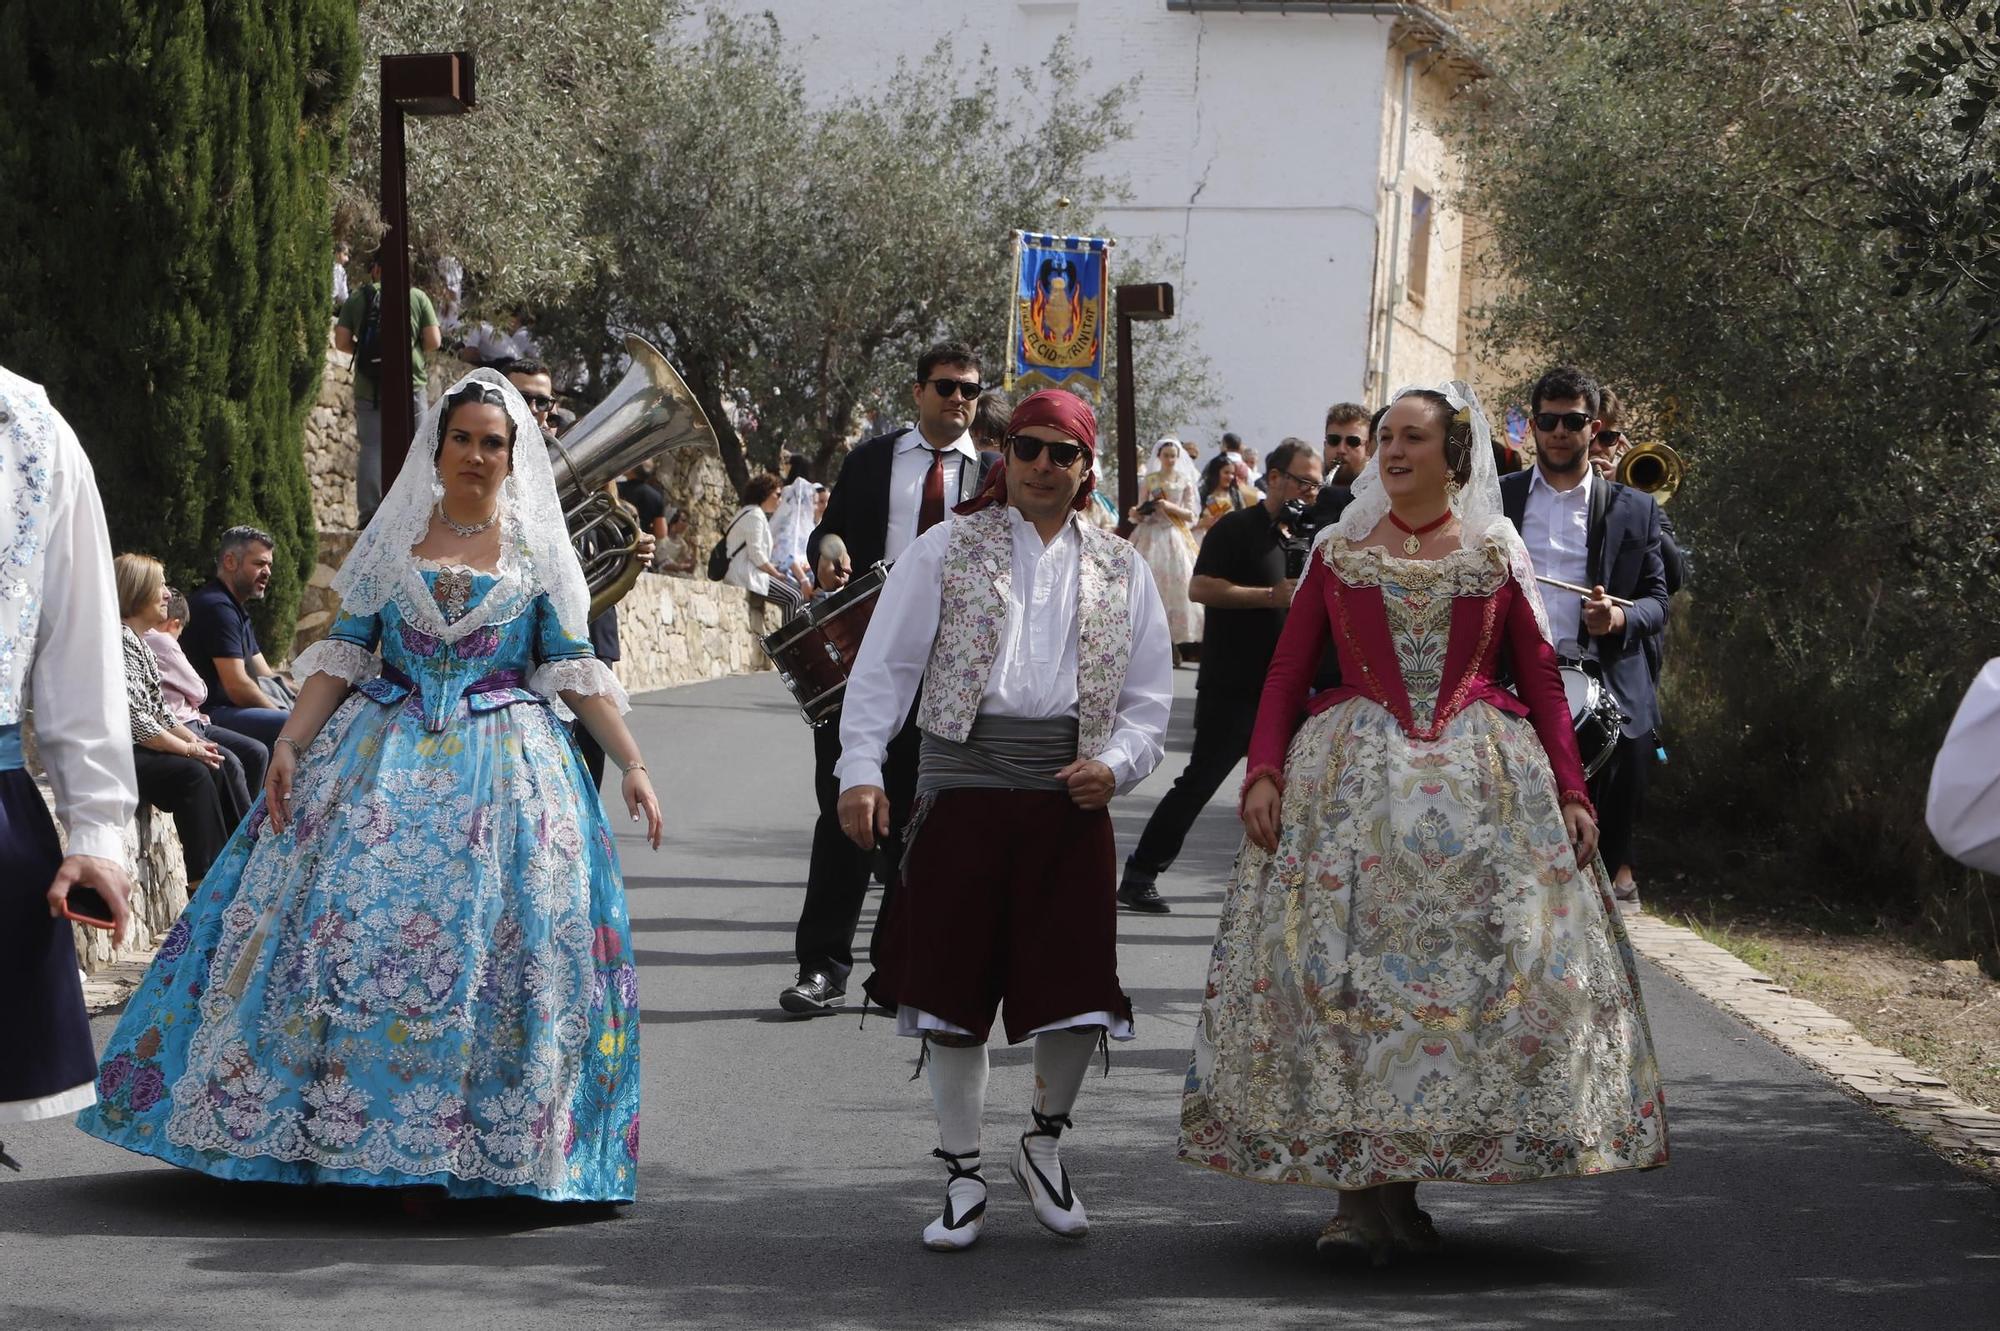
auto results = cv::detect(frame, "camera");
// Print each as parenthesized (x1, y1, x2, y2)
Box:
(1277, 498, 1323, 579)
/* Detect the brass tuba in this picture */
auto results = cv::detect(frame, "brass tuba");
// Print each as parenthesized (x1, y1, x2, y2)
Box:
(548, 335, 718, 620)
(1614, 441, 1684, 505)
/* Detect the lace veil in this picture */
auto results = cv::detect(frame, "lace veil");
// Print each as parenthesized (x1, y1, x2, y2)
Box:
(331, 368, 593, 642)
(1323, 378, 1553, 645)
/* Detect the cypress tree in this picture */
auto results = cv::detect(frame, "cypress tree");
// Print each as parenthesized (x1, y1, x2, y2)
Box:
(0, 1, 359, 650)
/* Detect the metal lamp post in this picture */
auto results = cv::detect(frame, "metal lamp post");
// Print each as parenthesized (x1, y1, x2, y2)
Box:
(378, 51, 476, 492)
(1114, 282, 1175, 533)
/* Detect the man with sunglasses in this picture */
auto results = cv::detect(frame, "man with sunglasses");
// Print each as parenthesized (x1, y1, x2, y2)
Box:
(834, 388, 1172, 1250)
(1323, 401, 1373, 487)
(780, 343, 1001, 1017)
(1502, 365, 1670, 913)
(1118, 438, 1324, 913)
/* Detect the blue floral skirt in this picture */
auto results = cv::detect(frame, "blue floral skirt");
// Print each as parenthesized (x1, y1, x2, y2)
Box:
(77, 692, 641, 1201)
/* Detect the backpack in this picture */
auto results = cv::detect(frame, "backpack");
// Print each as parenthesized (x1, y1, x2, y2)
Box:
(706, 509, 751, 581)
(356, 284, 384, 405)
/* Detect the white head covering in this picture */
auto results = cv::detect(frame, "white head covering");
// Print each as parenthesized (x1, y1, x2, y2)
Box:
(331, 367, 593, 641)
(1323, 378, 1554, 644)
(1149, 435, 1201, 489)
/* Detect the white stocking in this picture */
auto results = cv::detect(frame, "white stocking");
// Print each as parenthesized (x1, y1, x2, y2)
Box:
(1026, 1028, 1099, 1172)
(926, 1040, 990, 1214)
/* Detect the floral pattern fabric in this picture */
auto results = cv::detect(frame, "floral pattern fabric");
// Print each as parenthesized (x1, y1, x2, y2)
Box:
(77, 570, 642, 1201)
(1129, 471, 1202, 644)
(914, 504, 1133, 760)
(1178, 547, 1668, 1190)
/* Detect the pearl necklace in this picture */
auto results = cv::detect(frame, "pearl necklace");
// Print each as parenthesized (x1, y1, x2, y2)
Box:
(436, 501, 498, 538)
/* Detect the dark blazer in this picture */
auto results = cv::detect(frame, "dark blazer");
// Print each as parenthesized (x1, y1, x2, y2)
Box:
(807, 429, 998, 571)
(1501, 469, 1670, 738)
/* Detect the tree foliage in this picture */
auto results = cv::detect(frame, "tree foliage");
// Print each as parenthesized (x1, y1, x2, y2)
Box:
(0, 0, 360, 647)
(1865, 0, 2000, 348)
(341, 0, 684, 318)
(544, 12, 1216, 494)
(1456, 0, 2000, 957)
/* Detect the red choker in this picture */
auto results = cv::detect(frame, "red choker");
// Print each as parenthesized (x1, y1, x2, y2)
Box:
(1387, 507, 1451, 555)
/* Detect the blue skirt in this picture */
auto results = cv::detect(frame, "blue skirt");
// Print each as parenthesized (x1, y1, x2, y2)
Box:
(76, 693, 641, 1201)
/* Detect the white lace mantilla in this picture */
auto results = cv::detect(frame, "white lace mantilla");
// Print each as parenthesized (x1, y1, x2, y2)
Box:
(293, 638, 381, 687)
(531, 658, 630, 720)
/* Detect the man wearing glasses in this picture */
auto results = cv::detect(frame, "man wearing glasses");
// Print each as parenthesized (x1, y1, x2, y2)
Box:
(1322, 401, 1373, 488)
(1501, 365, 1670, 913)
(834, 388, 1172, 1249)
(507, 358, 654, 790)
(781, 343, 1000, 1016)
(1118, 439, 1325, 913)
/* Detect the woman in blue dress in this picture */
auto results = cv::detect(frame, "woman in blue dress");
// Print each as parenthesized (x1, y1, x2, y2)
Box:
(78, 370, 663, 1202)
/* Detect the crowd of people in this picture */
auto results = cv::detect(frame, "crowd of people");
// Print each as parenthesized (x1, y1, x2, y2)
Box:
(3, 328, 1685, 1268)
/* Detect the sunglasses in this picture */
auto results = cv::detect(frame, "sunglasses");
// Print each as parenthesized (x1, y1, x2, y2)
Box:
(1534, 411, 1593, 433)
(521, 394, 555, 411)
(1280, 470, 1322, 495)
(1008, 434, 1089, 468)
(1325, 433, 1365, 449)
(925, 378, 985, 400)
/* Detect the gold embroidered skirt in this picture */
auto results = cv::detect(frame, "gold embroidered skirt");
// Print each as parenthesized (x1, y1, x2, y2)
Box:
(1177, 698, 1669, 1188)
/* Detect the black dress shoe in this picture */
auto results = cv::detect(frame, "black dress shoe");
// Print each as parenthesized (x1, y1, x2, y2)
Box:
(1117, 881, 1171, 914)
(778, 971, 847, 1014)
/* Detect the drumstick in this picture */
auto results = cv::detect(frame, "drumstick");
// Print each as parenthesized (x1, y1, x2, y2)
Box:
(1535, 575, 1634, 609)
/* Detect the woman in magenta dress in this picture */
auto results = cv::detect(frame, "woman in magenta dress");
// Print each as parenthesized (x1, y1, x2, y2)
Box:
(1177, 381, 1667, 1264)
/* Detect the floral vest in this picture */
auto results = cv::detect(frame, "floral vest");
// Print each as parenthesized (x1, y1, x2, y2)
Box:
(915, 503, 1133, 760)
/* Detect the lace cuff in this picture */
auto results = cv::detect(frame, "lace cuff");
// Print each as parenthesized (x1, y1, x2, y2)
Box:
(1238, 765, 1285, 815)
(293, 638, 380, 686)
(530, 657, 631, 718)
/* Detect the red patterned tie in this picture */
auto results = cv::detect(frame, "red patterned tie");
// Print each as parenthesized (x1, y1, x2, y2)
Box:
(918, 447, 947, 535)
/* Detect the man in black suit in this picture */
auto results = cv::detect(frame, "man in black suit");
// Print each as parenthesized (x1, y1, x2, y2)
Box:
(780, 342, 1000, 1014)
(1502, 366, 1670, 913)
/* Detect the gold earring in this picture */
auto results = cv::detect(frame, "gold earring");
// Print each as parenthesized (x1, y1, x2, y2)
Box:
(1445, 479, 1462, 504)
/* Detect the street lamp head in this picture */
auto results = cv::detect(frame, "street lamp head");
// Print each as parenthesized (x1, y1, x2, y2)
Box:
(1115, 282, 1175, 322)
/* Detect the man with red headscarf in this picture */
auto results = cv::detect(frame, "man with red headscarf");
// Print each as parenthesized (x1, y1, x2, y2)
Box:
(835, 388, 1174, 1252)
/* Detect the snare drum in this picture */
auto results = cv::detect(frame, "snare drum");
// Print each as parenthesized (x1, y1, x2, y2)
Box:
(762, 562, 891, 726)
(1559, 661, 1628, 780)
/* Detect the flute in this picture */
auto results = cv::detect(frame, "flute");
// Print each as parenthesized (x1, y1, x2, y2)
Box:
(1535, 575, 1634, 609)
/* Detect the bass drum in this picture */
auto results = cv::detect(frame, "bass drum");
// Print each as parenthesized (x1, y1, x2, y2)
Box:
(1559, 661, 1627, 781)
(762, 562, 891, 727)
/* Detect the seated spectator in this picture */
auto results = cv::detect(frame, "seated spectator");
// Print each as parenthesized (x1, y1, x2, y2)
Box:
(147, 586, 268, 797)
(116, 555, 249, 884)
(182, 526, 292, 748)
(812, 534, 854, 605)
(724, 473, 800, 618)
(619, 463, 670, 555)
(656, 507, 697, 575)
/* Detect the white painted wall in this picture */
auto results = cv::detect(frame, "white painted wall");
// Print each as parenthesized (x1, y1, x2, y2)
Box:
(716, 0, 1397, 453)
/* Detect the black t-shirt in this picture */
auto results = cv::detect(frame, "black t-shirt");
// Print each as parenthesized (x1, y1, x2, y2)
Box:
(619, 478, 667, 534)
(1193, 503, 1289, 699)
(183, 577, 261, 711)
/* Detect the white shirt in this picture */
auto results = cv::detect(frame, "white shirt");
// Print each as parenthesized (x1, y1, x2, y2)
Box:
(885, 427, 978, 562)
(722, 505, 774, 595)
(836, 507, 1175, 794)
(1929, 659, 2000, 874)
(331, 261, 349, 307)
(2, 383, 137, 861)
(1521, 465, 1593, 657)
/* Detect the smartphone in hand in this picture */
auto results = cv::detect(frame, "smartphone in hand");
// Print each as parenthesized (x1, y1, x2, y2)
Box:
(61, 884, 117, 931)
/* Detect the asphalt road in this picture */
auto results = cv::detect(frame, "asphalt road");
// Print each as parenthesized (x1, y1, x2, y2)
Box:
(3, 668, 1996, 1331)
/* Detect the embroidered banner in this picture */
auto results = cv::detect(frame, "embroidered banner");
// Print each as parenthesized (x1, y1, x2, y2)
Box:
(1006, 231, 1110, 395)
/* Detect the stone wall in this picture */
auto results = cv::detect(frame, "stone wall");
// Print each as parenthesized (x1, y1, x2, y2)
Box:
(610, 572, 774, 695)
(305, 336, 361, 534)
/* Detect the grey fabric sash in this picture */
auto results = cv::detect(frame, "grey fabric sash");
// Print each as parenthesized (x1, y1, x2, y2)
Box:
(916, 714, 1078, 796)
